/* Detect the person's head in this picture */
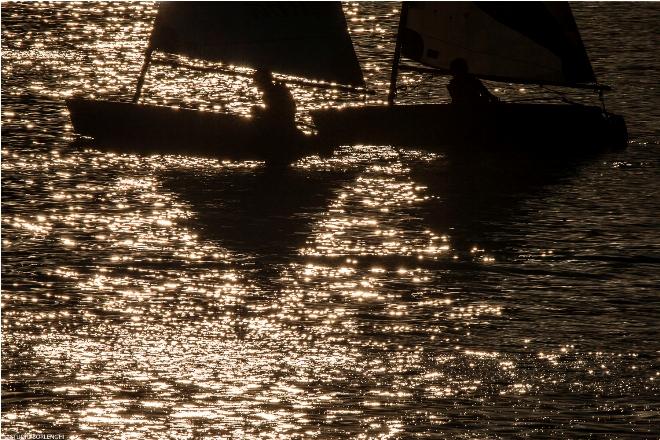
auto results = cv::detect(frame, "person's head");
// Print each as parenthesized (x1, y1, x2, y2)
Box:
(449, 58, 469, 76)
(253, 68, 273, 88)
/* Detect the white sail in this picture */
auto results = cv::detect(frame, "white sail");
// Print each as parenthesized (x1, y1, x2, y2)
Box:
(401, 2, 596, 86)
(150, 2, 365, 87)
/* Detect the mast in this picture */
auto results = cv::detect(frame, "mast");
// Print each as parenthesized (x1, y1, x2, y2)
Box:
(387, 2, 408, 105)
(132, 46, 154, 104)
(132, 4, 162, 104)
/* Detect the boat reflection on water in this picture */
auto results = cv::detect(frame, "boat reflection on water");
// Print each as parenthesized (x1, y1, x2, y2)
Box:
(162, 162, 351, 256)
(163, 142, 593, 274)
(410, 148, 596, 259)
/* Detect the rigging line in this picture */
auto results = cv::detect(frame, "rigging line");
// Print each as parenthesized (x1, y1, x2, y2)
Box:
(399, 65, 610, 91)
(538, 85, 585, 106)
(151, 57, 373, 95)
(506, 96, 576, 103)
(598, 88, 607, 113)
(396, 73, 436, 97)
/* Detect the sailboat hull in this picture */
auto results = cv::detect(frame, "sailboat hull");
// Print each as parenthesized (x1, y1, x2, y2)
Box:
(66, 98, 329, 164)
(311, 103, 627, 154)
(67, 99, 627, 163)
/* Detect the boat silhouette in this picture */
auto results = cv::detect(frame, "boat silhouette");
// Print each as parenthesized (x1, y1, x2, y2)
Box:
(312, 2, 627, 154)
(66, 2, 628, 163)
(66, 2, 365, 165)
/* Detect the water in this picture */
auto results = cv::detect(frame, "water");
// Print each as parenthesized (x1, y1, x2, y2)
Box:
(2, 2, 659, 438)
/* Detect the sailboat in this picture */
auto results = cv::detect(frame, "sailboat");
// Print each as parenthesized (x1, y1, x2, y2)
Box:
(66, 2, 366, 164)
(311, 2, 628, 154)
(68, 2, 628, 164)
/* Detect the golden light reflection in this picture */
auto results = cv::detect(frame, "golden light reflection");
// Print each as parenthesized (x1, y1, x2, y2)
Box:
(300, 154, 449, 259)
(3, 1, 657, 438)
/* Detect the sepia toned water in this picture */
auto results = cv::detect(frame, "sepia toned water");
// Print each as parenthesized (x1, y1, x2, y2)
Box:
(2, 2, 659, 438)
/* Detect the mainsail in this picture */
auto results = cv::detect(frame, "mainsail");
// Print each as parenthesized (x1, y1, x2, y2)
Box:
(400, 2, 596, 86)
(149, 2, 365, 87)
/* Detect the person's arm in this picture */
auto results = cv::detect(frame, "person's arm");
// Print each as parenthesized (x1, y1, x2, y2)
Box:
(477, 79, 499, 103)
(447, 79, 458, 103)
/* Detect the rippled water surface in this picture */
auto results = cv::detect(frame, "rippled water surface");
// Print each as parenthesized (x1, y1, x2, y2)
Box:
(2, 2, 659, 438)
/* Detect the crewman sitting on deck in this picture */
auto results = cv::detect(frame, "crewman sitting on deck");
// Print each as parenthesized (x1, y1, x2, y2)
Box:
(447, 58, 499, 108)
(251, 68, 297, 132)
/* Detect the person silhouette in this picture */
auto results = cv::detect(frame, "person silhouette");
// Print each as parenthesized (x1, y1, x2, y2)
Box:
(447, 58, 499, 108)
(251, 68, 296, 131)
